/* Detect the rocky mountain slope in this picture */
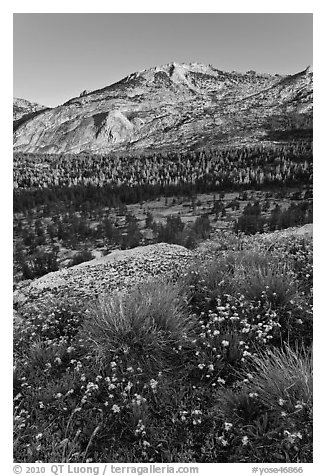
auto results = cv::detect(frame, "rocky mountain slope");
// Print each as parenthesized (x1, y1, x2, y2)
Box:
(13, 62, 313, 154)
(13, 97, 48, 121)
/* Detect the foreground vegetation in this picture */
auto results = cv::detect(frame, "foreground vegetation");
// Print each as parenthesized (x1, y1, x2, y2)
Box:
(13, 230, 313, 463)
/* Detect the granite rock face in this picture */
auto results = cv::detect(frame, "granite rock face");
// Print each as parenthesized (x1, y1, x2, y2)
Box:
(13, 97, 48, 121)
(13, 62, 313, 154)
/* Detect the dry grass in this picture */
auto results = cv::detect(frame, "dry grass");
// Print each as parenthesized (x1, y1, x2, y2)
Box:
(82, 279, 195, 372)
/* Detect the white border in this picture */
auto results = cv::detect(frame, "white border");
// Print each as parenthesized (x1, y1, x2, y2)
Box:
(2, 4, 324, 475)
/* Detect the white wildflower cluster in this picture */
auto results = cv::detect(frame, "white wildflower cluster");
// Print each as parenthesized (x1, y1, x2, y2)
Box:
(190, 292, 282, 381)
(132, 394, 147, 406)
(283, 430, 303, 444)
(14, 408, 30, 430)
(149, 379, 158, 392)
(80, 381, 99, 404)
(191, 409, 202, 425)
(135, 419, 146, 436)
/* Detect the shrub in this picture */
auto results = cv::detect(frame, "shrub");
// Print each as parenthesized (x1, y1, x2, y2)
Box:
(234, 253, 299, 308)
(68, 250, 94, 267)
(210, 346, 313, 462)
(81, 279, 195, 373)
(244, 345, 312, 411)
(183, 255, 237, 314)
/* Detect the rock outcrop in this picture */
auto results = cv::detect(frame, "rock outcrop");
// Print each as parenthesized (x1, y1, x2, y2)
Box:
(14, 243, 193, 308)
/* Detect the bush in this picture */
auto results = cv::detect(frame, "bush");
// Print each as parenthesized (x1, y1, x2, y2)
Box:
(209, 346, 312, 462)
(68, 250, 93, 267)
(244, 346, 312, 410)
(234, 252, 299, 308)
(81, 279, 195, 374)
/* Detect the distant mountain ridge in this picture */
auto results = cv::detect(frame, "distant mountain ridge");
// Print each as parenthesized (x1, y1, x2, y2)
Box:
(13, 62, 313, 154)
(13, 97, 48, 121)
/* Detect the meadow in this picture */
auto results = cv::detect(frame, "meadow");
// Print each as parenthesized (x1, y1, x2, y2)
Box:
(13, 229, 313, 463)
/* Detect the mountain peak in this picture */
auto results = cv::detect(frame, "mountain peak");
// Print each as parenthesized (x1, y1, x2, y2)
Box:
(13, 62, 313, 154)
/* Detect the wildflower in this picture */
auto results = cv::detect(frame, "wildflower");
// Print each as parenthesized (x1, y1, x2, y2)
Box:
(149, 379, 158, 391)
(198, 363, 205, 370)
(221, 340, 229, 347)
(242, 436, 249, 446)
(284, 430, 302, 444)
(217, 377, 226, 384)
(208, 364, 214, 371)
(39, 402, 44, 409)
(35, 433, 43, 440)
(278, 398, 286, 406)
(54, 357, 62, 365)
(224, 422, 233, 432)
(125, 381, 133, 392)
(112, 404, 120, 413)
(86, 382, 99, 392)
(218, 437, 228, 446)
(230, 315, 239, 321)
(249, 392, 258, 398)
(135, 420, 146, 436)
(133, 394, 147, 406)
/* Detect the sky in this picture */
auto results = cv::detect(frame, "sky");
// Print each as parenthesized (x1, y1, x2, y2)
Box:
(14, 13, 313, 108)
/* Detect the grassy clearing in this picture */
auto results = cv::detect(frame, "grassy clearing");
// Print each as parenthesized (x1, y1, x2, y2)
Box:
(13, 232, 313, 463)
